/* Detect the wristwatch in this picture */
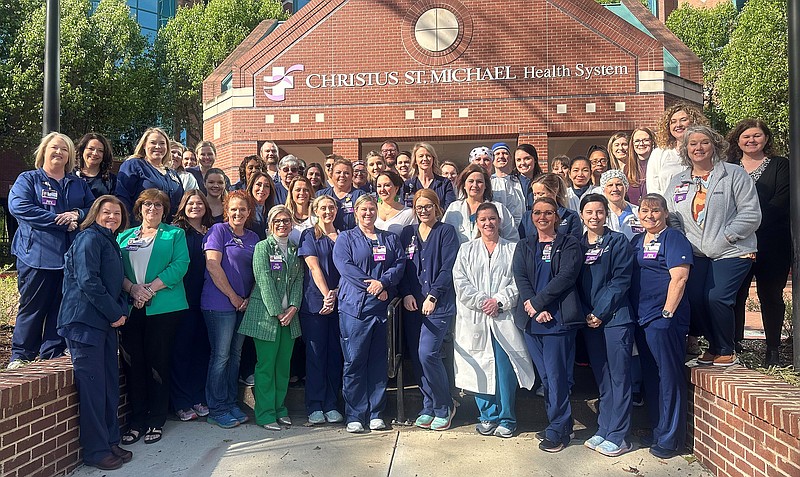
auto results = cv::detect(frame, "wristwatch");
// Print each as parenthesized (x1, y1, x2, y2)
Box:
(497, 302, 504, 313)
(427, 295, 437, 303)
(661, 310, 673, 319)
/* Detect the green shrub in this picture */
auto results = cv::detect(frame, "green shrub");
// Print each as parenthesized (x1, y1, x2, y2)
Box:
(0, 266, 18, 327)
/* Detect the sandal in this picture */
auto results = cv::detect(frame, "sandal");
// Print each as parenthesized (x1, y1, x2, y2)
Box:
(143, 427, 163, 444)
(120, 429, 142, 445)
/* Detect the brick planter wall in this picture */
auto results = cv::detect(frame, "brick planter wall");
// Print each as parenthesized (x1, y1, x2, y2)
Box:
(0, 357, 128, 477)
(690, 366, 800, 477)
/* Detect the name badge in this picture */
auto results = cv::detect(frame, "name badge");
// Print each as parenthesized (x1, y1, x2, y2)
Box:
(126, 238, 145, 251)
(560, 219, 568, 226)
(406, 244, 416, 259)
(270, 254, 283, 271)
(373, 246, 387, 262)
(584, 247, 602, 264)
(630, 222, 645, 234)
(674, 184, 690, 203)
(542, 244, 552, 263)
(41, 189, 58, 206)
(643, 242, 661, 260)
(343, 196, 354, 214)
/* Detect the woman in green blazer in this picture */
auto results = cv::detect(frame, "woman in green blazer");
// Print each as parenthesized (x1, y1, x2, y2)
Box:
(117, 188, 190, 445)
(239, 205, 303, 431)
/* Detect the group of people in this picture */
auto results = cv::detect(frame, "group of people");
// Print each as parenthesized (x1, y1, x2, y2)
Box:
(5, 103, 789, 469)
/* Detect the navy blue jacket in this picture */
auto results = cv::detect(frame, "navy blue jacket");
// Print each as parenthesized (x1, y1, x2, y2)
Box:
(398, 222, 459, 317)
(577, 228, 635, 327)
(182, 226, 207, 309)
(402, 175, 456, 211)
(115, 158, 184, 221)
(274, 181, 289, 205)
(9, 169, 95, 270)
(76, 171, 116, 198)
(316, 186, 365, 231)
(58, 223, 127, 334)
(512, 232, 584, 333)
(333, 227, 405, 316)
(518, 206, 582, 241)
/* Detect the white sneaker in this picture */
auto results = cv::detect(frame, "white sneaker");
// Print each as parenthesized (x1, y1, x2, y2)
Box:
(308, 411, 325, 425)
(369, 418, 386, 430)
(346, 422, 365, 433)
(6, 359, 29, 370)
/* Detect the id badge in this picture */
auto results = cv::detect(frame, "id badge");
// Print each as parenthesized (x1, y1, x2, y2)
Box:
(584, 247, 602, 264)
(343, 196, 354, 214)
(41, 189, 58, 206)
(406, 244, 416, 260)
(630, 221, 645, 234)
(643, 242, 661, 260)
(674, 184, 690, 203)
(373, 245, 387, 262)
(270, 254, 283, 271)
(542, 244, 552, 263)
(126, 237, 145, 251)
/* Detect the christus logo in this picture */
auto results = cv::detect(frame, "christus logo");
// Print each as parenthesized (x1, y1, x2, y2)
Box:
(263, 64, 305, 101)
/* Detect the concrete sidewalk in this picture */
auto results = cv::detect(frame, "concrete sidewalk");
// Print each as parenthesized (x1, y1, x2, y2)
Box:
(67, 417, 711, 477)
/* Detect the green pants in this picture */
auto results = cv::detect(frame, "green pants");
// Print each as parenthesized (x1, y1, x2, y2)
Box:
(253, 326, 295, 425)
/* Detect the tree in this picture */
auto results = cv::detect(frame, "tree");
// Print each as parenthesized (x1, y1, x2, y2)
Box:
(717, 0, 788, 152)
(0, 0, 159, 159)
(666, 2, 738, 131)
(155, 0, 289, 145)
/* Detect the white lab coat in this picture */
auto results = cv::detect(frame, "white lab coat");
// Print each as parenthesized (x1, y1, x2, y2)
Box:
(645, 147, 682, 196)
(452, 238, 536, 394)
(491, 175, 525, 227)
(443, 200, 520, 244)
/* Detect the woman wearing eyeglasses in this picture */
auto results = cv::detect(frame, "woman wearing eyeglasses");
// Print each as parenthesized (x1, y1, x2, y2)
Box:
(588, 146, 611, 187)
(238, 206, 303, 431)
(625, 128, 659, 206)
(400, 189, 459, 431)
(274, 155, 305, 205)
(316, 158, 365, 231)
(520, 173, 582, 241)
(323, 154, 339, 187)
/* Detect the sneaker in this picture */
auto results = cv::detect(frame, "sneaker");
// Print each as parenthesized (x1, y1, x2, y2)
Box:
(192, 403, 210, 417)
(494, 425, 515, 438)
(596, 440, 633, 457)
(686, 336, 702, 355)
(539, 438, 565, 453)
(369, 418, 386, 430)
(649, 444, 679, 459)
(6, 359, 30, 370)
(263, 422, 281, 431)
(414, 414, 434, 429)
(712, 354, 738, 367)
(230, 407, 249, 424)
(631, 393, 644, 407)
(176, 408, 198, 421)
(324, 410, 344, 423)
(696, 352, 716, 365)
(239, 375, 255, 386)
(277, 416, 292, 426)
(208, 413, 240, 429)
(476, 421, 498, 436)
(431, 407, 455, 431)
(584, 435, 605, 450)
(346, 422, 365, 433)
(308, 411, 325, 425)
(535, 431, 574, 442)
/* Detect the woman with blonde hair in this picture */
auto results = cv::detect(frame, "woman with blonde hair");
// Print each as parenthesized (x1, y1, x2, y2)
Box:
(286, 176, 315, 244)
(401, 142, 455, 210)
(647, 103, 708, 196)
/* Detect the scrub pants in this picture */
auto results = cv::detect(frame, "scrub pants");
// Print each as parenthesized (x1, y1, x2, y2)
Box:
(252, 326, 295, 425)
(300, 311, 343, 415)
(404, 310, 453, 418)
(66, 330, 120, 466)
(170, 306, 210, 411)
(636, 315, 688, 452)
(687, 257, 752, 356)
(525, 330, 577, 444)
(11, 261, 66, 361)
(474, 335, 519, 430)
(584, 324, 634, 446)
(340, 311, 388, 425)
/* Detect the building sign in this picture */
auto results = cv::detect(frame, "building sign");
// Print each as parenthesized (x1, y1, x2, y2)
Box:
(263, 63, 630, 101)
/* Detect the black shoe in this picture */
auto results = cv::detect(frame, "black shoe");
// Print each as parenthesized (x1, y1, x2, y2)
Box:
(734, 341, 743, 354)
(111, 444, 133, 463)
(765, 349, 780, 366)
(535, 430, 574, 441)
(631, 392, 644, 407)
(87, 454, 124, 470)
(650, 445, 679, 459)
(638, 434, 654, 448)
(538, 438, 565, 453)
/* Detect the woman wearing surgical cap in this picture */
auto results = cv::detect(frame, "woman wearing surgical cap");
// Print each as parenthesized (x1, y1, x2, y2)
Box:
(599, 170, 643, 240)
(469, 146, 494, 176)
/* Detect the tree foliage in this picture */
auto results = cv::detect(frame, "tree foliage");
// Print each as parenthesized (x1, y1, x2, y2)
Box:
(717, 0, 788, 152)
(0, 0, 158, 160)
(155, 0, 289, 145)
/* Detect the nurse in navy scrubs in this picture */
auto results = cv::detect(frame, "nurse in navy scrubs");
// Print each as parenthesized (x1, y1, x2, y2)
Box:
(333, 194, 405, 433)
(520, 173, 582, 240)
(630, 193, 692, 459)
(297, 195, 344, 425)
(577, 193, 635, 457)
(512, 197, 583, 453)
(399, 189, 459, 431)
(317, 158, 364, 231)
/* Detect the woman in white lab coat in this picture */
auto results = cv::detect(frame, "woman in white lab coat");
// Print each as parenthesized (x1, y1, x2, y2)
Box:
(453, 202, 535, 439)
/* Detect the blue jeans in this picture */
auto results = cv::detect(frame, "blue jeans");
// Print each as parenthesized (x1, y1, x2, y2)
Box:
(203, 310, 245, 418)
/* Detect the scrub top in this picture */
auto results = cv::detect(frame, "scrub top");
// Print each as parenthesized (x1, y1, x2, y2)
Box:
(316, 186, 365, 231)
(297, 227, 340, 315)
(526, 240, 561, 334)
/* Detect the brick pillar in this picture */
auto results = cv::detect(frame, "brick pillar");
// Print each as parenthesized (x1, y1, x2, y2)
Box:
(332, 138, 361, 163)
(657, 0, 677, 22)
(518, 133, 549, 172)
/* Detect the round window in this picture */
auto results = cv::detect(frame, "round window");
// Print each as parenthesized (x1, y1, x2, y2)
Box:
(414, 8, 460, 52)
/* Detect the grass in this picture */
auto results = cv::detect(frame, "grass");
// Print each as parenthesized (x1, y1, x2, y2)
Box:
(0, 265, 18, 328)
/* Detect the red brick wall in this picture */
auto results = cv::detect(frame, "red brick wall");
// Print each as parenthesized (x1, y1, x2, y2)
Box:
(0, 358, 128, 477)
(690, 366, 800, 477)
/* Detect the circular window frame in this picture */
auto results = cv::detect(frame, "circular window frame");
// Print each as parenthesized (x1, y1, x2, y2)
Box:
(402, 0, 473, 66)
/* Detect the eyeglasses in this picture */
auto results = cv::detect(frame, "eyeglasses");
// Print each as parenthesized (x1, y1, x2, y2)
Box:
(325, 163, 334, 170)
(532, 210, 555, 217)
(272, 218, 292, 225)
(381, 149, 397, 154)
(590, 159, 608, 165)
(633, 139, 652, 145)
(414, 204, 435, 213)
(282, 167, 300, 173)
(353, 170, 366, 175)
(142, 202, 164, 209)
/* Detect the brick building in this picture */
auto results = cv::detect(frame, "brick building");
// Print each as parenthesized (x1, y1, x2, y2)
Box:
(202, 0, 702, 176)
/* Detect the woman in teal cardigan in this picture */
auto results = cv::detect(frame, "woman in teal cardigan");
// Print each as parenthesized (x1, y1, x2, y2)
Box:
(117, 188, 190, 445)
(239, 205, 303, 431)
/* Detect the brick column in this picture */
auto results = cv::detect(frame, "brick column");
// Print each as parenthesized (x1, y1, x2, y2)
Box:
(332, 138, 361, 163)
